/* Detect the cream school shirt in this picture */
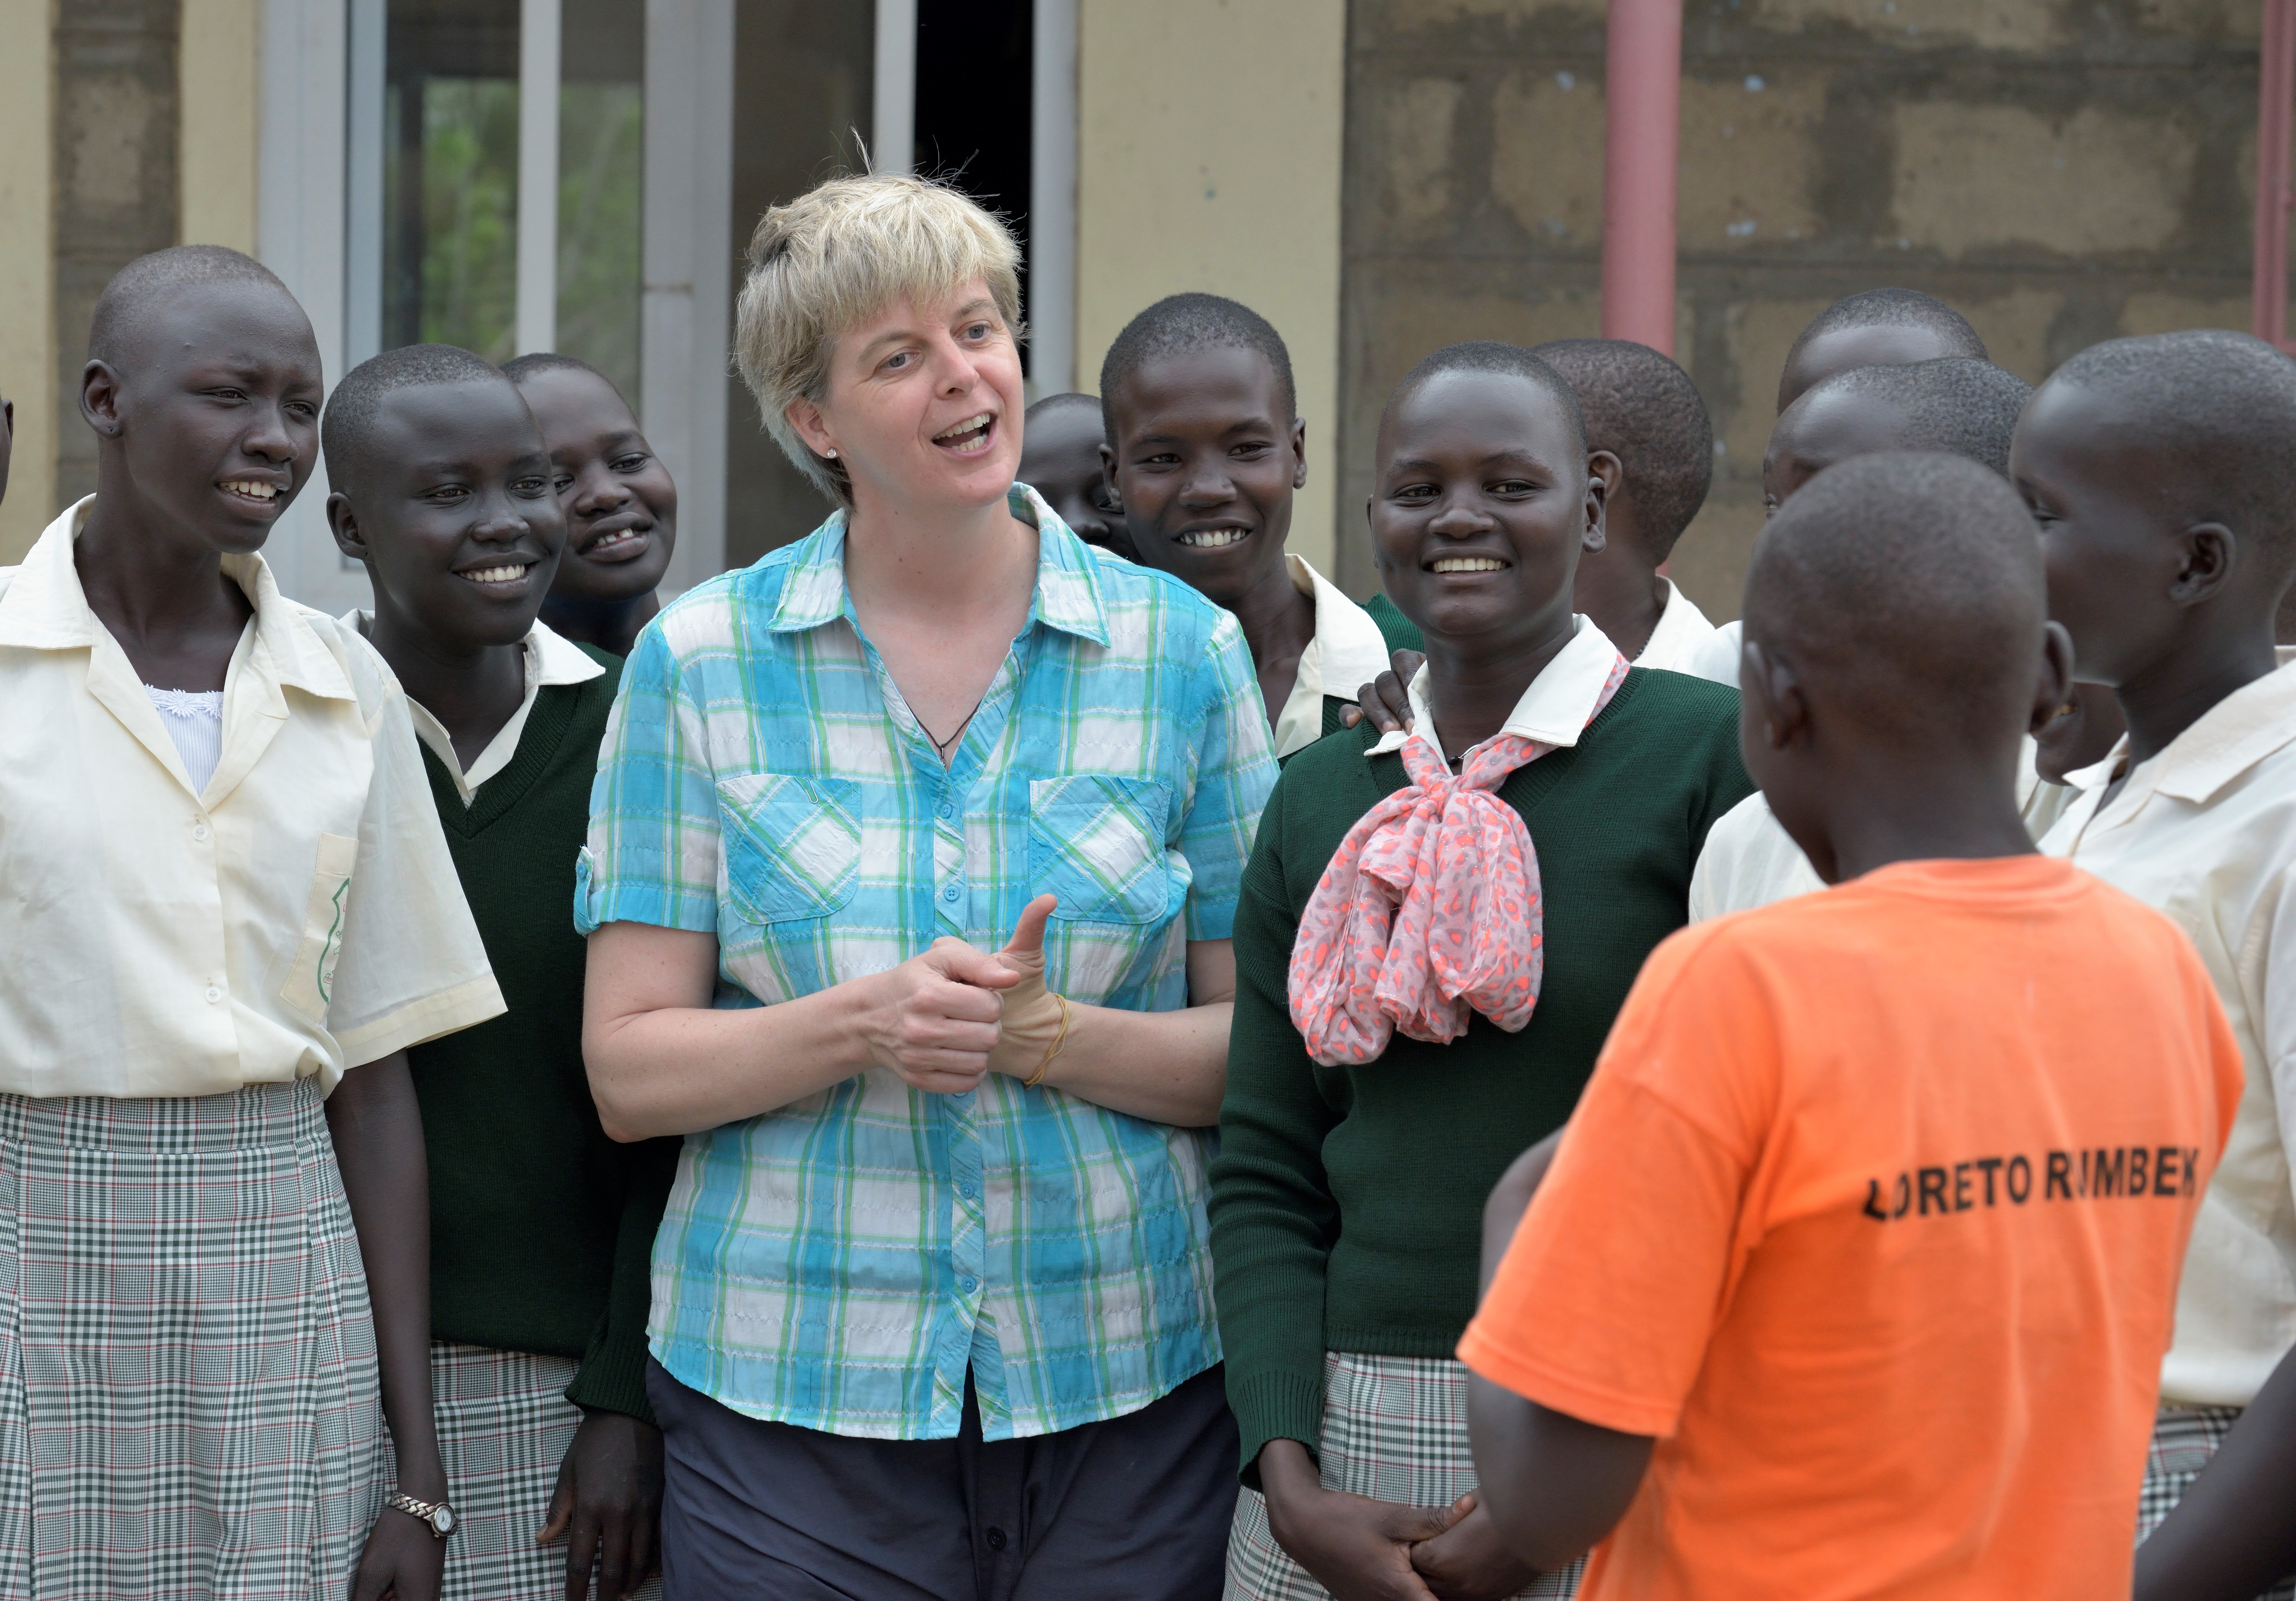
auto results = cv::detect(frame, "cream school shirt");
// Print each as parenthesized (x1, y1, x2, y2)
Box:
(1631, 579, 1731, 684)
(345, 611, 605, 804)
(2042, 659, 2296, 1408)
(1688, 739, 2074, 921)
(0, 499, 504, 1099)
(1273, 553, 1398, 760)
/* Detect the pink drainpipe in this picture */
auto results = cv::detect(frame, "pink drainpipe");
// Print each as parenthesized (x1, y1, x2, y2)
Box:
(1601, 0, 1683, 357)
(2257, 0, 2296, 353)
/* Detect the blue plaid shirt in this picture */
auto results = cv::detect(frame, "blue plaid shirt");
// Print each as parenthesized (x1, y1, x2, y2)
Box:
(577, 486, 1276, 1439)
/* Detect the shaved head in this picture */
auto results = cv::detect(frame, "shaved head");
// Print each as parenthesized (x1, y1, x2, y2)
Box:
(89, 246, 298, 370)
(1746, 452, 2046, 749)
(2044, 330, 2296, 579)
(1530, 338, 1712, 560)
(323, 343, 513, 493)
(1779, 288, 1987, 413)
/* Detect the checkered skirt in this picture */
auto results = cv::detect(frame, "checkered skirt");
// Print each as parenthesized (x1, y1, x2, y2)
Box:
(0, 1078, 385, 1600)
(410, 1342, 659, 1601)
(2139, 1404, 2296, 1600)
(1225, 1352, 1582, 1601)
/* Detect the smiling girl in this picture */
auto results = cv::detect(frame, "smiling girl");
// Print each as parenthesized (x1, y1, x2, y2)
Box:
(1208, 343, 1751, 1601)
(505, 354, 679, 659)
(575, 175, 1276, 1598)
(0, 248, 503, 1600)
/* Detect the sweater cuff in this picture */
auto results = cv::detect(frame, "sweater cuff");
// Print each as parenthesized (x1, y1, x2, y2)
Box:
(566, 1328, 657, 1425)
(1225, 1368, 1328, 1489)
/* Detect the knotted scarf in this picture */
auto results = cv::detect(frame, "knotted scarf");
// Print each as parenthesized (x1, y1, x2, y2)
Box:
(1288, 654, 1629, 1066)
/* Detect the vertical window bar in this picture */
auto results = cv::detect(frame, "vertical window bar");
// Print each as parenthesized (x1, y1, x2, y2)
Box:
(1029, 0, 1077, 395)
(517, 0, 562, 358)
(344, 0, 386, 368)
(875, 0, 918, 176)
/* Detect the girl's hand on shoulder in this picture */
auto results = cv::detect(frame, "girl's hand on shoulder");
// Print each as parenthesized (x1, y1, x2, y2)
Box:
(1259, 1440, 1456, 1601)
(539, 1409, 665, 1600)
(1409, 1493, 1544, 1600)
(351, 1502, 446, 1601)
(1339, 650, 1424, 735)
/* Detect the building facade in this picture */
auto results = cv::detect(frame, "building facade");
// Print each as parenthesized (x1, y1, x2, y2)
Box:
(0, 0, 2267, 622)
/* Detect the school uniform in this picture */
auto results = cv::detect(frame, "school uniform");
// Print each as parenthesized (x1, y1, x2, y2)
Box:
(1211, 621, 1752, 1601)
(0, 500, 502, 1599)
(1669, 611, 1742, 687)
(345, 612, 675, 1601)
(1689, 738, 2079, 921)
(2042, 658, 2296, 1595)
(1272, 554, 1415, 761)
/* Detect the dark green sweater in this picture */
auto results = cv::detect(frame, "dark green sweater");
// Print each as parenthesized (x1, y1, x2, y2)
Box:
(408, 647, 679, 1423)
(1209, 667, 1752, 1477)
(1362, 590, 1424, 655)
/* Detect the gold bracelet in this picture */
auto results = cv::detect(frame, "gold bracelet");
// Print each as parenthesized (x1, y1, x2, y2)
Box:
(1023, 994, 1073, 1089)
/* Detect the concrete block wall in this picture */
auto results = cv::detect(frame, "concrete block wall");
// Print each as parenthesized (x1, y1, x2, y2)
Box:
(1338, 0, 2266, 617)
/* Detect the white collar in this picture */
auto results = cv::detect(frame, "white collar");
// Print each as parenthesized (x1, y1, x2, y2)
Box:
(344, 611, 604, 802)
(1632, 578, 1717, 671)
(1369, 615, 1624, 759)
(1274, 554, 1398, 758)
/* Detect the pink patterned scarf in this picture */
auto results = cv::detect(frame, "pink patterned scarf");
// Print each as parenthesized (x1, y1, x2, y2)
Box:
(1288, 655, 1629, 1067)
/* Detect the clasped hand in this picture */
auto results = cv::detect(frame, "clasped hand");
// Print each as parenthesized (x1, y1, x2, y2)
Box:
(858, 894, 1067, 1093)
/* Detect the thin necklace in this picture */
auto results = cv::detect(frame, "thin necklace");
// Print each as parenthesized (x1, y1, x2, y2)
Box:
(916, 694, 987, 756)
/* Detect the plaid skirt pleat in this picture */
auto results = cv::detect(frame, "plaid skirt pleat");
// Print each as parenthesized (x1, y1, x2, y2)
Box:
(405, 1341, 660, 1601)
(2138, 1403, 2296, 1600)
(0, 1078, 385, 1600)
(1225, 1352, 1582, 1601)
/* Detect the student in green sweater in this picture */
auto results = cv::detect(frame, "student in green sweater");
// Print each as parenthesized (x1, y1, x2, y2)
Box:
(1210, 341, 1752, 1601)
(323, 342, 677, 1601)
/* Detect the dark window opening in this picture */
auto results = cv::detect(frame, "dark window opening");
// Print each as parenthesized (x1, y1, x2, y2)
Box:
(913, 0, 1034, 374)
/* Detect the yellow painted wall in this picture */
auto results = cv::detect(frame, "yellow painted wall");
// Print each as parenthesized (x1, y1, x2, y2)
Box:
(180, 0, 262, 254)
(1075, 0, 1347, 578)
(0, 0, 54, 562)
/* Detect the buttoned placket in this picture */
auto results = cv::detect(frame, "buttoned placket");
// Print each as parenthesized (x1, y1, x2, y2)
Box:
(846, 599, 1039, 1435)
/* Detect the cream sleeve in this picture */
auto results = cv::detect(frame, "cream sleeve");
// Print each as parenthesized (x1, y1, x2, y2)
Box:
(324, 672, 505, 1070)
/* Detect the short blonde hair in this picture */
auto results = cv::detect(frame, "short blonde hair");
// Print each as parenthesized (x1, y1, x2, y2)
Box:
(734, 173, 1025, 506)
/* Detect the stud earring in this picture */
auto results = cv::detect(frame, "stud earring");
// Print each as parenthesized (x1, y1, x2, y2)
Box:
(825, 447, 837, 459)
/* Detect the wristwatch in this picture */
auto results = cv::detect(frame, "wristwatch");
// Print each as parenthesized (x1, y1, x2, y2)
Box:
(385, 1491, 458, 1540)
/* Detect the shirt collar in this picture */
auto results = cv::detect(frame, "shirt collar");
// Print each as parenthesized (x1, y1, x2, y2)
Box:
(1368, 615, 1624, 758)
(1274, 554, 1396, 758)
(1635, 578, 1716, 668)
(765, 482, 1112, 648)
(344, 612, 602, 803)
(2112, 651, 2296, 808)
(0, 495, 355, 703)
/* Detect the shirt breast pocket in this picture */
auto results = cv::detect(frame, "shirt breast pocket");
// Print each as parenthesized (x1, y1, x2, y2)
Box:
(279, 832, 359, 1024)
(717, 774, 862, 930)
(1027, 776, 1175, 927)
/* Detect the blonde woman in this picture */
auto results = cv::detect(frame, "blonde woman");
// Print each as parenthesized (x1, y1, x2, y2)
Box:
(578, 175, 1276, 1596)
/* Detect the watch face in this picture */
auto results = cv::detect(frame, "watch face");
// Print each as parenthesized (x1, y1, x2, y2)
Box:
(430, 1506, 456, 1536)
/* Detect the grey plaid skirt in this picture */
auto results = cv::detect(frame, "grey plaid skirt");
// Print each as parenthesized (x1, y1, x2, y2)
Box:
(410, 1341, 660, 1601)
(0, 1077, 386, 1600)
(2138, 1403, 2296, 1600)
(1225, 1352, 1582, 1601)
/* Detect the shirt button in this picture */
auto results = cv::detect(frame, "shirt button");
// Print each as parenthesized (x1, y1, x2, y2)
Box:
(959, 1275, 977, 1293)
(938, 802, 955, 820)
(191, 822, 210, 841)
(959, 1180, 977, 1199)
(942, 884, 961, 903)
(204, 985, 222, 1004)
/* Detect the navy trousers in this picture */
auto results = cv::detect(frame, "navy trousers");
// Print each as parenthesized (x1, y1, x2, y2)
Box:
(647, 1358, 1239, 1601)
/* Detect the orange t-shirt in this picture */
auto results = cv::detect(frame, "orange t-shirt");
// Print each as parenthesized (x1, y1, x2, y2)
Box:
(1458, 856, 2242, 1601)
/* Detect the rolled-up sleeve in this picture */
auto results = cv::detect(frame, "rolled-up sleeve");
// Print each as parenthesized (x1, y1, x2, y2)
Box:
(1177, 610, 1277, 942)
(576, 621, 726, 936)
